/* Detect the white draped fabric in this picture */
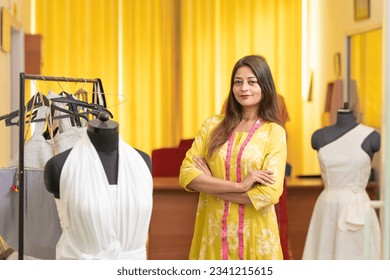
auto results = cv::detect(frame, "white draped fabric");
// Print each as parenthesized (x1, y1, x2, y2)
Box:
(55, 134, 153, 259)
(303, 124, 381, 259)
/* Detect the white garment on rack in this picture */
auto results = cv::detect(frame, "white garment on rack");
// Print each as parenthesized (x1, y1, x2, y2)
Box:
(0, 168, 61, 259)
(49, 91, 87, 154)
(302, 124, 381, 260)
(9, 92, 89, 170)
(53, 108, 87, 154)
(55, 134, 153, 260)
(9, 104, 55, 170)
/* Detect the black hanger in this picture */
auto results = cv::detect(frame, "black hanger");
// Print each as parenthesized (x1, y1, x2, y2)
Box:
(26, 92, 50, 111)
(58, 92, 82, 127)
(31, 96, 113, 127)
(0, 92, 113, 127)
(49, 96, 113, 118)
(0, 92, 50, 126)
(57, 92, 114, 124)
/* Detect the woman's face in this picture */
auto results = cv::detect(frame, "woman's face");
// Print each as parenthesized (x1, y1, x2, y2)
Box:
(232, 66, 262, 109)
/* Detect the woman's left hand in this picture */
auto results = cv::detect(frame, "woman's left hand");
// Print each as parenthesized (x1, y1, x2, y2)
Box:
(193, 155, 212, 176)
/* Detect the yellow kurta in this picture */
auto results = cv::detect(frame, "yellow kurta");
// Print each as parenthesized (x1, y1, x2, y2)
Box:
(179, 115, 287, 260)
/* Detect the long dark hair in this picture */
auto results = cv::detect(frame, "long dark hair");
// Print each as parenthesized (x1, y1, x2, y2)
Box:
(207, 55, 282, 158)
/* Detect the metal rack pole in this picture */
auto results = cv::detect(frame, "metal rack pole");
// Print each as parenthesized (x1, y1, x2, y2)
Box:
(18, 73, 25, 260)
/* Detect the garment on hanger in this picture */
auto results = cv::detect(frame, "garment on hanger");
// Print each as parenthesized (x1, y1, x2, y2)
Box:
(1, 75, 111, 260)
(0, 168, 61, 259)
(55, 134, 152, 259)
(92, 78, 107, 108)
(49, 91, 87, 154)
(7, 90, 108, 169)
(302, 124, 381, 260)
(8, 102, 55, 170)
(74, 87, 89, 103)
(2, 91, 95, 259)
(53, 119, 87, 154)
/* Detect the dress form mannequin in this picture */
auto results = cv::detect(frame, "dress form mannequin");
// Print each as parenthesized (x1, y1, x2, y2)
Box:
(303, 106, 382, 259)
(46, 112, 153, 260)
(311, 108, 380, 159)
(44, 113, 151, 199)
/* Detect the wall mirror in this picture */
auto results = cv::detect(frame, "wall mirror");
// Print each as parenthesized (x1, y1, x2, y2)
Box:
(349, 27, 382, 180)
(347, 26, 384, 258)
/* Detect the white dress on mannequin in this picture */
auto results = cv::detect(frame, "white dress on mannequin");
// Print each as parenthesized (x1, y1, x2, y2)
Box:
(55, 134, 153, 259)
(302, 124, 381, 259)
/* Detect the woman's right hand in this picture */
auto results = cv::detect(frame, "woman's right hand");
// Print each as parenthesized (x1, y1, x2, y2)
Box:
(238, 170, 275, 192)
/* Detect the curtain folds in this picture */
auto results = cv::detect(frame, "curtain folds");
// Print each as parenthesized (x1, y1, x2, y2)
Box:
(32, 0, 301, 165)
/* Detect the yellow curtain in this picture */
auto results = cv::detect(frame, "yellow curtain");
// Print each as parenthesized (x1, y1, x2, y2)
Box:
(180, 0, 302, 172)
(120, 0, 177, 152)
(33, 0, 176, 155)
(31, 0, 302, 171)
(33, 0, 119, 117)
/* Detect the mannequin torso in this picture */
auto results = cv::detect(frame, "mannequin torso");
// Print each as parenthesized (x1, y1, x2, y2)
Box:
(311, 110, 380, 159)
(303, 109, 382, 260)
(44, 116, 151, 199)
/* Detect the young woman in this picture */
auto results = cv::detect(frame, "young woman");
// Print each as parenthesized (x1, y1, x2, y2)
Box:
(179, 55, 287, 260)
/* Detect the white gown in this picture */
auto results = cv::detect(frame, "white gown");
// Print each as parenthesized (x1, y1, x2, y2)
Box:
(55, 134, 153, 259)
(302, 124, 381, 259)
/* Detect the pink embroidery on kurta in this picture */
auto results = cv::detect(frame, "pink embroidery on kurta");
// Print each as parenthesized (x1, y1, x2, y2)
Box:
(222, 118, 262, 260)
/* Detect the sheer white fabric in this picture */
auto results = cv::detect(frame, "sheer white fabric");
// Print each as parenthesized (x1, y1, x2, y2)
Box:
(303, 124, 381, 259)
(55, 134, 153, 259)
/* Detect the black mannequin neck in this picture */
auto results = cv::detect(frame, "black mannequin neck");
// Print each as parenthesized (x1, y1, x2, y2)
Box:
(87, 118, 119, 152)
(335, 109, 358, 129)
(86, 118, 119, 184)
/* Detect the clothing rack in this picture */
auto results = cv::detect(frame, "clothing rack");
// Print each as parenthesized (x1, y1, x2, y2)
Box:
(17, 73, 105, 259)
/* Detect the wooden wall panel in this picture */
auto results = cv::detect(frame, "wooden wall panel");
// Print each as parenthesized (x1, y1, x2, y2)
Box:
(148, 177, 198, 260)
(24, 34, 41, 74)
